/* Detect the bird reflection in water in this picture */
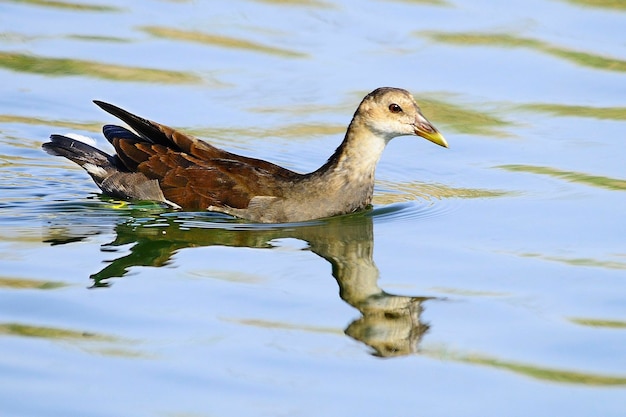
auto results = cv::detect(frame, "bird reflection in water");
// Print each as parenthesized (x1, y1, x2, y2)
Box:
(44, 207, 431, 357)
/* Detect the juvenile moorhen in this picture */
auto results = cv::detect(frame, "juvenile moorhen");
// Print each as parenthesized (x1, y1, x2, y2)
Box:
(42, 87, 448, 223)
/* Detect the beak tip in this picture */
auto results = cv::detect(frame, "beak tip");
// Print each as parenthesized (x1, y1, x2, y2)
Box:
(414, 119, 448, 148)
(417, 130, 449, 148)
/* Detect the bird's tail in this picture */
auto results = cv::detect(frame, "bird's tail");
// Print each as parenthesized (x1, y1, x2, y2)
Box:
(42, 134, 116, 179)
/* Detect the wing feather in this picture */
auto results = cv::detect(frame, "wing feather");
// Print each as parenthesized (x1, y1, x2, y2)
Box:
(94, 100, 303, 210)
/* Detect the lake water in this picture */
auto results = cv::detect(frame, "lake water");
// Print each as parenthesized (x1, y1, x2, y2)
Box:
(1, 0, 625, 416)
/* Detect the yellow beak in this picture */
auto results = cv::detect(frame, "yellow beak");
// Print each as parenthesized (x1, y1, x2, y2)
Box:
(414, 117, 448, 148)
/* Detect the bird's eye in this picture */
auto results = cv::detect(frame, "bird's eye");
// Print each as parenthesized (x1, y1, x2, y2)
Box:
(388, 103, 403, 113)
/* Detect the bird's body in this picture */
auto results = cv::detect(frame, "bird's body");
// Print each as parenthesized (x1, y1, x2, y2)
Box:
(42, 87, 447, 223)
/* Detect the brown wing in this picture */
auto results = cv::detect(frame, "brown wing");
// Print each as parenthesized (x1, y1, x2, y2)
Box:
(94, 100, 298, 178)
(95, 101, 302, 210)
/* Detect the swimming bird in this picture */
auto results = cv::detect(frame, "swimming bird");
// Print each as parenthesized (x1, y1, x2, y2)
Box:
(42, 87, 448, 223)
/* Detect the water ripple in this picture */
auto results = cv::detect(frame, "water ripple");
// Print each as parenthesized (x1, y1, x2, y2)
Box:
(370, 200, 458, 224)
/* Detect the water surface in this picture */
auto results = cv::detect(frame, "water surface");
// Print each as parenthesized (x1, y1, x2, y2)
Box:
(1, 1, 625, 416)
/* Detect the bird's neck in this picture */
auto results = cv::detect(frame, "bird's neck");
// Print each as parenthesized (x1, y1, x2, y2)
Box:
(317, 118, 388, 182)
(302, 118, 389, 213)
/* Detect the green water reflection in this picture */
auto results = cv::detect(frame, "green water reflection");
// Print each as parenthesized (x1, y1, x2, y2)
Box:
(375, 180, 507, 204)
(569, 318, 626, 329)
(419, 98, 511, 136)
(189, 123, 346, 143)
(499, 164, 626, 191)
(1, 0, 121, 12)
(425, 350, 626, 386)
(392, 0, 447, 4)
(229, 318, 343, 336)
(66, 34, 130, 43)
(250, 0, 333, 7)
(519, 252, 626, 270)
(0, 322, 144, 358)
(561, 0, 626, 11)
(420, 32, 626, 72)
(0, 114, 101, 133)
(140, 26, 308, 58)
(520, 103, 626, 120)
(0, 52, 200, 83)
(0, 322, 112, 341)
(0, 276, 66, 290)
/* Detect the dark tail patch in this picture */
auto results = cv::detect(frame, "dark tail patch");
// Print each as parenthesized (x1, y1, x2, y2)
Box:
(42, 134, 113, 168)
(103, 124, 143, 145)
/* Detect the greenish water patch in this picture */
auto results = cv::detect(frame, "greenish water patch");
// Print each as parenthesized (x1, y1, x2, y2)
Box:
(0, 32, 129, 44)
(0, 114, 101, 133)
(0, 322, 113, 341)
(459, 354, 626, 386)
(520, 103, 626, 120)
(187, 269, 266, 284)
(228, 318, 342, 335)
(420, 32, 626, 73)
(140, 26, 308, 58)
(247, 102, 348, 116)
(0, 51, 200, 83)
(1, 0, 121, 12)
(0, 322, 146, 357)
(419, 98, 511, 136)
(499, 164, 626, 191)
(427, 349, 626, 386)
(386, 0, 448, 5)
(66, 34, 131, 43)
(0, 276, 67, 290)
(428, 287, 510, 297)
(569, 318, 626, 329)
(189, 122, 345, 143)
(250, 0, 333, 7)
(375, 180, 508, 204)
(519, 252, 626, 270)
(561, 0, 626, 11)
